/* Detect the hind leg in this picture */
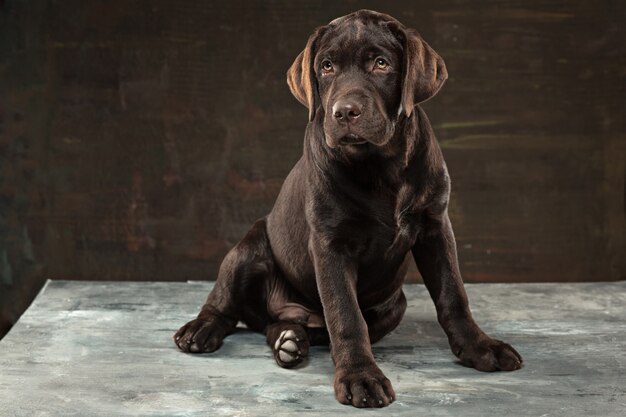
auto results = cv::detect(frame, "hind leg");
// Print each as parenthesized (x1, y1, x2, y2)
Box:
(265, 322, 310, 368)
(174, 218, 274, 353)
(174, 312, 235, 353)
(364, 290, 407, 344)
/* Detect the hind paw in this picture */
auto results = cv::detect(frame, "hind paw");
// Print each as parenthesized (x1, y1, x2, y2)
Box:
(173, 315, 232, 353)
(273, 328, 309, 368)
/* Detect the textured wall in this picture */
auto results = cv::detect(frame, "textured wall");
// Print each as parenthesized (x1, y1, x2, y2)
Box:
(0, 1, 625, 335)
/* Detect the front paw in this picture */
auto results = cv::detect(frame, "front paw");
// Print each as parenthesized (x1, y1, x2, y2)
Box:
(452, 334, 523, 372)
(334, 365, 395, 408)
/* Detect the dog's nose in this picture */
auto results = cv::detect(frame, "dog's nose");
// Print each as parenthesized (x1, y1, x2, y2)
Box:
(332, 100, 362, 123)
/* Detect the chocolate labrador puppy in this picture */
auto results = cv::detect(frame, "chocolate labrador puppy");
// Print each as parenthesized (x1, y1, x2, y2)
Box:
(174, 9, 522, 408)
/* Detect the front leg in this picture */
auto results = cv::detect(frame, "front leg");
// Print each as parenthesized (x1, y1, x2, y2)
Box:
(310, 236, 395, 408)
(412, 210, 523, 371)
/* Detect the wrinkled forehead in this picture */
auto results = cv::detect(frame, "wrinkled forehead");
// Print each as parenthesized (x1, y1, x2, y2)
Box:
(316, 15, 402, 59)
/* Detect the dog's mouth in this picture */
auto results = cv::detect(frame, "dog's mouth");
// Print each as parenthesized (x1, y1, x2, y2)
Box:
(339, 133, 368, 146)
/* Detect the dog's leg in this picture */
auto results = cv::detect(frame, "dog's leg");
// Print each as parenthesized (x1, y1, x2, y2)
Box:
(174, 218, 273, 353)
(310, 238, 395, 408)
(412, 211, 523, 371)
(265, 322, 310, 368)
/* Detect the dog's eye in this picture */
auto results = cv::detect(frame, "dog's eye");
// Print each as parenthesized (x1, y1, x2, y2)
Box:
(321, 60, 334, 73)
(375, 58, 389, 70)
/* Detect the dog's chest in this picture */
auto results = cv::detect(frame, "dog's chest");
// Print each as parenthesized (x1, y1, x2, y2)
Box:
(331, 186, 407, 247)
(340, 177, 432, 260)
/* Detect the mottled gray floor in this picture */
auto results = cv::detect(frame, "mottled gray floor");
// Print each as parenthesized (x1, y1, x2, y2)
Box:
(0, 281, 624, 416)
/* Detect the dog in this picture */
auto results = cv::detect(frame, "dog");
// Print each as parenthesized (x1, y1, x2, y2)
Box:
(174, 9, 523, 408)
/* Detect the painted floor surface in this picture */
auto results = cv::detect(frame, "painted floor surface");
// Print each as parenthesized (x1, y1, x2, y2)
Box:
(0, 281, 624, 416)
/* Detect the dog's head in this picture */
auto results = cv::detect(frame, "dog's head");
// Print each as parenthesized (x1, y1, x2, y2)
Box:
(287, 10, 447, 150)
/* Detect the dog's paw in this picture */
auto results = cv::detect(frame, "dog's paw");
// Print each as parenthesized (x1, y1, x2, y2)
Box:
(173, 316, 232, 353)
(273, 328, 309, 368)
(453, 335, 523, 372)
(334, 366, 395, 408)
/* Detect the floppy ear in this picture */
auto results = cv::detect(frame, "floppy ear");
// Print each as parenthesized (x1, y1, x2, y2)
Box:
(287, 27, 326, 121)
(400, 29, 448, 117)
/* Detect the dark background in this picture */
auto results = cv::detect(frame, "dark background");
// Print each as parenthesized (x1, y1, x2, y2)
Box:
(1, 0, 624, 339)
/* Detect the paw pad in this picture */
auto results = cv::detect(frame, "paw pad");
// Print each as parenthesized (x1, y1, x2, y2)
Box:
(274, 329, 302, 366)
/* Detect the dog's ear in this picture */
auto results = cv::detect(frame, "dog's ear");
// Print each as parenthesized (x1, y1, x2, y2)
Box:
(287, 27, 326, 121)
(398, 28, 448, 117)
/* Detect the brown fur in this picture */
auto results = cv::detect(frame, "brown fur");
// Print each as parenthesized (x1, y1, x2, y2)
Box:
(174, 10, 522, 408)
